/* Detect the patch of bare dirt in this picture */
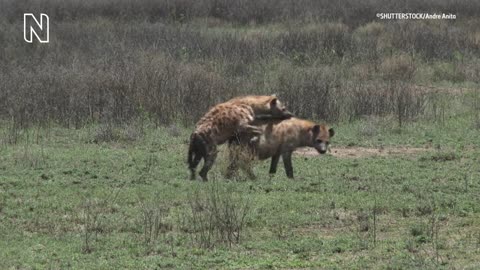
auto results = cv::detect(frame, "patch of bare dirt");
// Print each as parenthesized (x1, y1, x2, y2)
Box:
(295, 146, 430, 158)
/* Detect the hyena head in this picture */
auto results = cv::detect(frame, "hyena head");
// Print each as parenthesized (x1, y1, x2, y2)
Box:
(311, 124, 335, 154)
(253, 96, 294, 120)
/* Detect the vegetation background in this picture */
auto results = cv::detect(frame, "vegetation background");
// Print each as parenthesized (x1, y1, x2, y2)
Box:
(0, 0, 479, 269)
(1, 0, 480, 126)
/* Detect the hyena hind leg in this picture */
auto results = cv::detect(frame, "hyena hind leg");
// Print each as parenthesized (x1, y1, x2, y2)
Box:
(199, 148, 218, 181)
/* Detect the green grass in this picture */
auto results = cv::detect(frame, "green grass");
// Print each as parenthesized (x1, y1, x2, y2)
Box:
(0, 116, 479, 269)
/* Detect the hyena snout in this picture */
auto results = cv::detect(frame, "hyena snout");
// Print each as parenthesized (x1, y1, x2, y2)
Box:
(314, 140, 328, 154)
(271, 99, 294, 120)
(312, 126, 334, 154)
(280, 108, 294, 119)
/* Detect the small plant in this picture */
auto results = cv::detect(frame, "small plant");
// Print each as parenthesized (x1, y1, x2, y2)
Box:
(167, 123, 182, 138)
(420, 152, 457, 162)
(80, 187, 124, 254)
(93, 123, 120, 143)
(184, 181, 250, 249)
(222, 143, 257, 180)
(380, 54, 416, 81)
(432, 62, 466, 83)
(137, 194, 171, 249)
(81, 198, 104, 253)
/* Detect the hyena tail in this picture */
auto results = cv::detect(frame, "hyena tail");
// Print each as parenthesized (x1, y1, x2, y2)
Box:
(188, 133, 206, 180)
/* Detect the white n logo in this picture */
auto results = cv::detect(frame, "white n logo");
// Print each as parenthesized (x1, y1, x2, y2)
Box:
(24, 13, 49, 43)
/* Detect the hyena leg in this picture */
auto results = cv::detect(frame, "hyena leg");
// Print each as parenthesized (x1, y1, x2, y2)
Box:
(269, 153, 281, 175)
(199, 146, 218, 181)
(189, 155, 202, 180)
(282, 151, 294, 178)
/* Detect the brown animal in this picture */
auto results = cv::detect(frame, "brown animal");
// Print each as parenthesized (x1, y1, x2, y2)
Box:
(188, 95, 293, 181)
(227, 117, 334, 179)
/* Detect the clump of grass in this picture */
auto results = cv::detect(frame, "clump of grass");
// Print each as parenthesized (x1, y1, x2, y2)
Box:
(167, 124, 182, 138)
(80, 198, 106, 253)
(380, 54, 416, 81)
(410, 223, 428, 244)
(432, 62, 466, 83)
(356, 116, 391, 137)
(221, 142, 257, 180)
(93, 123, 120, 143)
(92, 121, 146, 143)
(121, 121, 145, 142)
(420, 152, 458, 162)
(137, 194, 172, 250)
(182, 181, 250, 249)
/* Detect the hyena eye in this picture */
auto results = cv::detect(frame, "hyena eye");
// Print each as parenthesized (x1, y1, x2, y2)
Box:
(316, 139, 322, 143)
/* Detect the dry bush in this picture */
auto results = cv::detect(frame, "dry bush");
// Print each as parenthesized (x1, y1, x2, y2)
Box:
(93, 123, 120, 143)
(220, 143, 257, 180)
(345, 81, 427, 125)
(380, 54, 416, 81)
(275, 23, 350, 61)
(183, 182, 250, 249)
(386, 21, 471, 60)
(274, 65, 341, 121)
(357, 116, 390, 137)
(352, 22, 386, 63)
(80, 198, 107, 253)
(137, 195, 172, 247)
(432, 62, 466, 83)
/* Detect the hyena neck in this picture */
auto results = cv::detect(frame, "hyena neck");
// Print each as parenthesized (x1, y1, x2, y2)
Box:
(298, 126, 314, 148)
(249, 104, 269, 115)
(300, 127, 313, 147)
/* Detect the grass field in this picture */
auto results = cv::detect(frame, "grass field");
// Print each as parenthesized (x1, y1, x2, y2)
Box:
(1, 112, 479, 269)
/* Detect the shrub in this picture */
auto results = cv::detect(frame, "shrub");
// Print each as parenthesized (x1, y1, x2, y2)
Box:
(380, 54, 416, 82)
(274, 65, 341, 121)
(183, 182, 250, 249)
(432, 62, 466, 83)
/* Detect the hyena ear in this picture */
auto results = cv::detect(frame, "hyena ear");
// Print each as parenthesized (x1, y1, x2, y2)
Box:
(329, 128, 335, 137)
(270, 98, 278, 107)
(312, 125, 321, 134)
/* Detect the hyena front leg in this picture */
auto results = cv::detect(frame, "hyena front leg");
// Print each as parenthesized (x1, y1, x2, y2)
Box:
(199, 146, 218, 181)
(238, 125, 262, 136)
(269, 153, 281, 175)
(189, 155, 202, 180)
(282, 151, 294, 178)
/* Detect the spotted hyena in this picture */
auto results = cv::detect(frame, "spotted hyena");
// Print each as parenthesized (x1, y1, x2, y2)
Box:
(188, 95, 293, 181)
(227, 117, 334, 179)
